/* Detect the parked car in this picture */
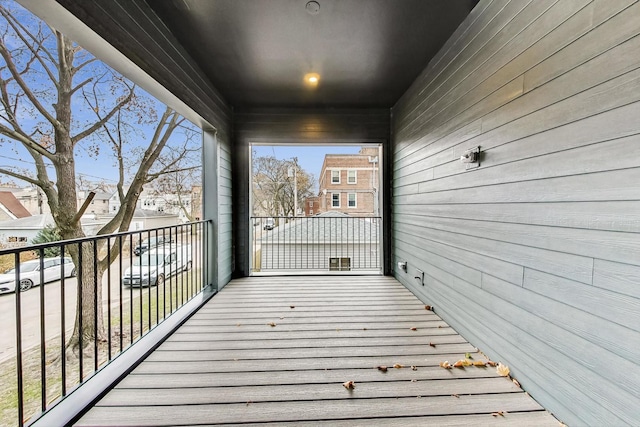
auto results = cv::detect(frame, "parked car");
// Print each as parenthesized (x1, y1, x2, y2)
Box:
(122, 245, 192, 287)
(0, 257, 76, 294)
(263, 218, 275, 230)
(133, 236, 170, 256)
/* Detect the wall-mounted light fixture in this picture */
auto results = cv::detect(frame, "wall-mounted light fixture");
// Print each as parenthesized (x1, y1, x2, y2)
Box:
(461, 146, 481, 170)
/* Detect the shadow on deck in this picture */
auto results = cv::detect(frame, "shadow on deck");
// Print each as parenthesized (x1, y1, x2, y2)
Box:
(76, 276, 557, 426)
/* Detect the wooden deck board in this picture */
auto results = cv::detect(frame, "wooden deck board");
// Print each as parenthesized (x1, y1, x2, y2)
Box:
(76, 276, 557, 426)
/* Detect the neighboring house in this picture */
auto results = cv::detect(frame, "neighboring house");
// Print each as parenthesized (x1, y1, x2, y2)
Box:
(0, 214, 54, 248)
(0, 191, 32, 221)
(258, 211, 379, 272)
(78, 190, 112, 214)
(305, 147, 380, 216)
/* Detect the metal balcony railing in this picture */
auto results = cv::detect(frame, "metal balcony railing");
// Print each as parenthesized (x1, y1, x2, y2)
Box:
(251, 215, 381, 274)
(0, 221, 211, 426)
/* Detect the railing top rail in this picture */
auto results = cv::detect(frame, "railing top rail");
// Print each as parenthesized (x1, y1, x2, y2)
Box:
(0, 220, 212, 257)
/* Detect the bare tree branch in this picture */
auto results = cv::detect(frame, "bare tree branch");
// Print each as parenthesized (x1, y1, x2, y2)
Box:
(0, 166, 39, 185)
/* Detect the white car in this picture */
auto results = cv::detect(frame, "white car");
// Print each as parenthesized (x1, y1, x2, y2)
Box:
(122, 245, 192, 287)
(0, 257, 77, 294)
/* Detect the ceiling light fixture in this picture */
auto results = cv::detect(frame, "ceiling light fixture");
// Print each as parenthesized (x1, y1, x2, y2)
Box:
(306, 1, 320, 15)
(304, 73, 320, 87)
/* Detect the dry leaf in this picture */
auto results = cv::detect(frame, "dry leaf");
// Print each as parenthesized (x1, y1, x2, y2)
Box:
(267, 322, 276, 327)
(487, 360, 497, 367)
(453, 360, 465, 368)
(410, 379, 417, 382)
(343, 380, 355, 389)
(425, 305, 432, 310)
(439, 361, 452, 369)
(491, 411, 506, 417)
(465, 352, 473, 359)
(410, 327, 418, 331)
(497, 363, 510, 377)
(512, 378, 521, 388)
(461, 359, 472, 367)
(377, 365, 388, 372)
(411, 365, 418, 371)
(393, 363, 404, 369)
(429, 342, 436, 348)
(473, 360, 486, 367)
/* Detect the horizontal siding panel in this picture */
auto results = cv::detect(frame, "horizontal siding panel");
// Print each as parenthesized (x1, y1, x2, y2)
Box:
(394, 220, 593, 284)
(393, 201, 640, 233)
(395, 168, 640, 205)
(394, 229, 524, 286)
(401, 214, 640, 266)
(421, 135, 640, 193)
(593, 259, 640, 299)
(523, 268, 640, 331)
(523, 1, 640, 92)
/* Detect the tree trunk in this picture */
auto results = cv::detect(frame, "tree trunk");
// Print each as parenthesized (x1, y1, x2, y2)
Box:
(66, 234, 107, 351)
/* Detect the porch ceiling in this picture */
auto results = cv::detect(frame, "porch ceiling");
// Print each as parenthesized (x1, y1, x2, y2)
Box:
(54, 0, 476, 109)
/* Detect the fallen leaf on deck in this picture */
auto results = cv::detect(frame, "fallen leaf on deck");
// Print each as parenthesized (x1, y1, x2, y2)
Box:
(465, 352, 473, 359)
(429, 342, 436, 348)
(487, 360, 497, 367)
(411, 366, 418, 371)
(411, 379, 417, 382)
(425, 305, 432, 310)
(410, 327, 418, 331)
(267, 322, 276, 327)
(453, 360, 465, 368)
(439, 361, 452, 369)
(491, 411, 506, 417)
(343, 380, 355, 389)
(473, 360, 486, 367)
(394, 363, 404, 369)
(460, 359, 472, 367)
(512, 378, 521, 388)
(377, 365, 388, 372)
(497, 363, 510, 377)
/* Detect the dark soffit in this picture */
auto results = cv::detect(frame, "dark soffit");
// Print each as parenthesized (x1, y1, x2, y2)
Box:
(147, 0, 476, 109)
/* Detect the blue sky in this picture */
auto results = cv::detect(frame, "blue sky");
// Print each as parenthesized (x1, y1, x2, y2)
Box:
(252, 145, 361, 185)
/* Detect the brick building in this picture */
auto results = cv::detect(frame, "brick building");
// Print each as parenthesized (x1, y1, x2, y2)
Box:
(304, 147, 380, 217)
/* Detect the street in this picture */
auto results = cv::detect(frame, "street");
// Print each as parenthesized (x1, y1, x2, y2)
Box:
(0, 259, 139, 363)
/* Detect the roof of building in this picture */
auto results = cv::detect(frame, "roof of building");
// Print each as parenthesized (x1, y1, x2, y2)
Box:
(0, 191, 32, 219)
(0, 213, 53, 230)
(260, 211, 379, 244)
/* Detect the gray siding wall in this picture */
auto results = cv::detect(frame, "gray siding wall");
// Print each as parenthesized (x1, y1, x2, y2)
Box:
(217, 135, 233, 286)
(391, 0, 640, 425)
(233, 109, 390, 276)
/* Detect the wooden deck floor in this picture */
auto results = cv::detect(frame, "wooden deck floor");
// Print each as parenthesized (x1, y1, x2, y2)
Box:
(77, 276, 557, 426)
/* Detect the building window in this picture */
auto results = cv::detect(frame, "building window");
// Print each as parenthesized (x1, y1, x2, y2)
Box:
(348, 193, 356, 208)
(347, 170, 357, 184)
(329, 257, 351, 271)
(331, 193, 340, 208)
(331, 170, 340, 184)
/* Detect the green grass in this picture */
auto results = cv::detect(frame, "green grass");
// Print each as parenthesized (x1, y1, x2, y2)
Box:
(0, 268, 202, 426)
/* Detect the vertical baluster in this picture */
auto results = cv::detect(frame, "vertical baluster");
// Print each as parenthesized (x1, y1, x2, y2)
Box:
(78, 242, 83, 382)
(128, 234, 133, 345)
(93, 240, 98, 372)
(39, 248, 46, 412)
(15, 252, 24, 426)
(60, 244, 67, 396)
(107, 236, 112, 361)
(118, 235, 123, 353)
